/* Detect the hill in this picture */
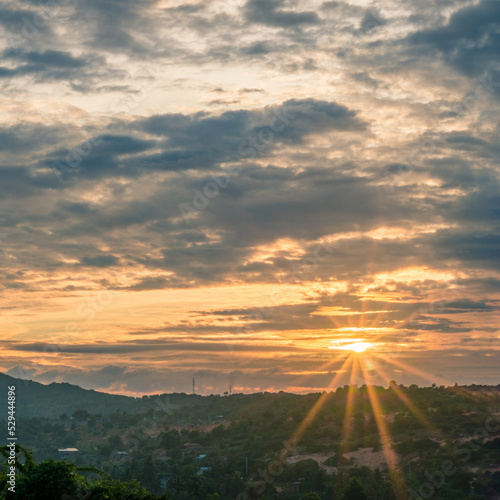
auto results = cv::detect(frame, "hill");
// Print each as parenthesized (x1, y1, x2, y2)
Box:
(1, 375, 500, 499)
(0, 372, 142, 417)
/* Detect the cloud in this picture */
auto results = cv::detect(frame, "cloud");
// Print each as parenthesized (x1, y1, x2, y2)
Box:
(70, 0, 160, 56)
(351, 71, 379, 88)
(128, 276, 172, 291)
(244, 0, 320, 28)
(3, 48, 88, 68)
(407, 0, 500, 76)
(3, 340, 304, 355)
(0, 6, 52, 36)
(0, 0, 499, 394)
(0, 47, 109, 86)
(80, 255, 120, 267)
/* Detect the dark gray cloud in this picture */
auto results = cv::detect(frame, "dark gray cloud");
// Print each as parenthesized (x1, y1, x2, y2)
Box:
(70, 0, 160, 56)
(244, 0, 320, 28)
(407, 0, 500, 76)
(0, 46, 109, 85)
(434, 299, 498, 313)
(0, 5, 52, 36)
(428, 230, 500, 271)
(351, 71, 379, 88)
(3, 340, 303, 355)
(3, 48, 87, 68)
(44, 99, 366, 178)
(80, 255, 120, 267)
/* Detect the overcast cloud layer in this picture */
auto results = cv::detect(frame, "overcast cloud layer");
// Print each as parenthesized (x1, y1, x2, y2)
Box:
(0, 0, 499, 395)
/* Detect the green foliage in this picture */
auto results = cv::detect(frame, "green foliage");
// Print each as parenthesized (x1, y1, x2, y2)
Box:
(109, 434, 124, 449)
(87, 478, 160, 499)
(342, 477, 368, 500)
(395, 438, 441, 455)
(13, 459, 82, 500)
(1, 380, 499, 500)
(300, 493, 322, 500)
(0, 453, 165, 500)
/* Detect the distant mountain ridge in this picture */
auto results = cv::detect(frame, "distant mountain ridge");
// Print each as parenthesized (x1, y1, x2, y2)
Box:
(0, 372, 213, 418)
(0, 372, 140, 418)
(2, 372, 500, 419)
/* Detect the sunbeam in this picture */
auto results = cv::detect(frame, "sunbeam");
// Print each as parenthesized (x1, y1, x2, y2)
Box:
(383, 356, 452, 387)
(372, 356, 439, 434)
(291, 354, 354, 444)
(339, 355, 361, 455)
(360, 361, 407, 500)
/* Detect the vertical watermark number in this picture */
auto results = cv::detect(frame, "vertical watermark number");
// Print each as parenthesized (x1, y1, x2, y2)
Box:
(7, 385, 16, 493)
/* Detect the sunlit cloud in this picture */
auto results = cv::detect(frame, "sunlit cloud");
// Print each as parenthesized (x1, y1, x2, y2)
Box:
(0, 0, 498, 396)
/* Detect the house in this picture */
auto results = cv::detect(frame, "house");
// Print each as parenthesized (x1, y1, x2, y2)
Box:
(114, 451, 130, 461)
(58, 448, 79, 460)
(196, 467, 212, 476)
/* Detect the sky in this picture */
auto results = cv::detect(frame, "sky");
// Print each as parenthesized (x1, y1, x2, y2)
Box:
(0, 0, 499, 396)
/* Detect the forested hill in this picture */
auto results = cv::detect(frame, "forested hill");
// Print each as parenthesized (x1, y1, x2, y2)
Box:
(2, 371, 500, 419)
(0, 372, 140, 417)
(0, 372, 305, 418)
(2, 375, 500, 498)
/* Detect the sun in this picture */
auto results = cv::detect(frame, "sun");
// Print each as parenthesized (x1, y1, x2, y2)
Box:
(329, 341, 373, 353)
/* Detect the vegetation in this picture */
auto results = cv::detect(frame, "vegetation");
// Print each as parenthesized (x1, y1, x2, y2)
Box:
(1, 376, 500, 499)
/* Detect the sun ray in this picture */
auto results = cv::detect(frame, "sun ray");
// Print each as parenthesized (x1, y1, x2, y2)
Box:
(339, 355, 361, 455)
(290, 354, 354, 444)
(314, 352, 352, 373)
(383, 356, 451, 387)
(373, 354, 483, 415)
(372, 356, 439, 434)
(359, 361, 407, 500)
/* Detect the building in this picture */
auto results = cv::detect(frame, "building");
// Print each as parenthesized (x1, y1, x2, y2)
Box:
(196, 467, 212, 476)
(114, 451, 130, 461)
(58, 448, 79, 460)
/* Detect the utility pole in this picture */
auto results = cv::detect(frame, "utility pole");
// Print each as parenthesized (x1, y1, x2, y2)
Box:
(192, 378, 195, 395)
(229, 384, 232, 395)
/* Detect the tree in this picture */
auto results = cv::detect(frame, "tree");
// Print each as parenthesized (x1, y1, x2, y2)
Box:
(109, 434, 124, 449)
(300, 494, 321, 500)
(342, 477, 368, 500)
(138, 456, 157, 492)
(0, 447, 167, 500)
(72, 409, 90, 420)
(14, 459, 82, 500)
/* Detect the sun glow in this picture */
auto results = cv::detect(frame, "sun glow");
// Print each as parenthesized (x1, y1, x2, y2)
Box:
(330, 341, 373, 353)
